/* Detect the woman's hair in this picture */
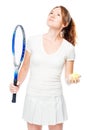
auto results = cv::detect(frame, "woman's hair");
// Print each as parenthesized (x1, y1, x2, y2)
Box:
(54, 6, 77, 46)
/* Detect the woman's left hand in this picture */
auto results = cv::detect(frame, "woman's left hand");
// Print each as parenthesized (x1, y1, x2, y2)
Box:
(68, 73, 81, 84)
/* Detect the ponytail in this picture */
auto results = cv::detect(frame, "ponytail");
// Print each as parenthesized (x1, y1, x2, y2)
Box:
(62, 18, 77, 46)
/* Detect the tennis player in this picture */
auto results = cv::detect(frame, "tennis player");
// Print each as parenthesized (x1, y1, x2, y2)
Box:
(10, 5, 80, 130)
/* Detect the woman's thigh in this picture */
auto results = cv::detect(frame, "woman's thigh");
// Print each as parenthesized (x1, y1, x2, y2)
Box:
(27, 123, 42, 130)
(48, 123, 63, 130)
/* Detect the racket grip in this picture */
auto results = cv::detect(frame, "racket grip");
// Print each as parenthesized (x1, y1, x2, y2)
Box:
(12, 93, 16, 103)
(12, 79, 17, 103)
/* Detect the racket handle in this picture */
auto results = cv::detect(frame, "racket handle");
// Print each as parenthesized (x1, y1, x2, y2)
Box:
(12, 93, 16, 103)
(12, 79, 17, 103)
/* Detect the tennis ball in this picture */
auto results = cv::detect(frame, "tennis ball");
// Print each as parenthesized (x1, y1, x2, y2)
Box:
(71, 73, 80, 79)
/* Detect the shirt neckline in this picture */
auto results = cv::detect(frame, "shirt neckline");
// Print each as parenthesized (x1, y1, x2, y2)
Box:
(41, 35, 64, 56)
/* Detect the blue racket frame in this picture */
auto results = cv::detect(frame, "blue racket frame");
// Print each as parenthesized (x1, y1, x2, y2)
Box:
(12, 25, 26, 103)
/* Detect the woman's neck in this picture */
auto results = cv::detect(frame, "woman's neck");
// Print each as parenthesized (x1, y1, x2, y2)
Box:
(44, 29, 62, 42)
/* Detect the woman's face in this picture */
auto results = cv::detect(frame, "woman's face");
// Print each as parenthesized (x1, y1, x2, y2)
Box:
(47, 7, 64, 30)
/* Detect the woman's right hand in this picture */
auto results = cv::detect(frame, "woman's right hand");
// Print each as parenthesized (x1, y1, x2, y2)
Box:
(9, 83, 20, 94)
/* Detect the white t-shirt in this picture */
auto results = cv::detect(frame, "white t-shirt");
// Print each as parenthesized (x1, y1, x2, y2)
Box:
(26, 35, 75, 96)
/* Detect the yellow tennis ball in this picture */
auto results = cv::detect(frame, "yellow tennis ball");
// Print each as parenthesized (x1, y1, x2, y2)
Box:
(71, 73, 80, 79)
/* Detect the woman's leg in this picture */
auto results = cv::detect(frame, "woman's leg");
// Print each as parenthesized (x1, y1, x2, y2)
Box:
(27, 123, 42, 130)
(48, 123, 63, 130)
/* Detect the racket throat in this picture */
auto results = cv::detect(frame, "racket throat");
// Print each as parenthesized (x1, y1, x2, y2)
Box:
(14, 70, 18, 86)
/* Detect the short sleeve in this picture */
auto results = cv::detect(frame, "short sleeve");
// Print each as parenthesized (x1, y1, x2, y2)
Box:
(66, 45, 75, 61)
(26, 38, 32, 53)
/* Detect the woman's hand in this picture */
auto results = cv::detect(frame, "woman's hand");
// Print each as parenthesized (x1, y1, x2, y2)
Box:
(66, 73, 81, 84)
(9, 83, 20, 93)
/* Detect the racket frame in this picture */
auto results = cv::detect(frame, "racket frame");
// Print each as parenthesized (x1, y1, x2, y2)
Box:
(12, 25, 26, 103)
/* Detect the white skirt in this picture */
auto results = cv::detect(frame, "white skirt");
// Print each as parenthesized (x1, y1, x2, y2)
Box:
(22, 94, 68, 125)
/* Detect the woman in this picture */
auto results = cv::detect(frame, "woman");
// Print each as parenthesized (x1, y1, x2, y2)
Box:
(10, 5, 80, 130)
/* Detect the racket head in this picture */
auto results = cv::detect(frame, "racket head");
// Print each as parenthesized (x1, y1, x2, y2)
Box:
(12, 25, 26, 69)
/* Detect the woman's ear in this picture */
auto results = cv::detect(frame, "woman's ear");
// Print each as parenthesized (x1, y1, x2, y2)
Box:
(61, 23, 66, 29)
(62, 22, 68, 28)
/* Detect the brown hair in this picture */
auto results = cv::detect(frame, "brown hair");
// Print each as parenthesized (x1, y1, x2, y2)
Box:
(54, 6, 77, 46)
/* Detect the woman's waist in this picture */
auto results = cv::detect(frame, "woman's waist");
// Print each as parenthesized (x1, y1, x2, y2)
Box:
(28, 79, 62, 89)
(26, 87, 63, 96)
(29, 76, 61, 83)
(30, 72, 61, 82)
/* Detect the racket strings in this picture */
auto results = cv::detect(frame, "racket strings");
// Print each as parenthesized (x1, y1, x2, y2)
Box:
(12, 25, 26, 68)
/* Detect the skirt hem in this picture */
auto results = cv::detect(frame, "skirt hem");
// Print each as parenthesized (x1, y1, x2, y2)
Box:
(23, 117, 68, 125)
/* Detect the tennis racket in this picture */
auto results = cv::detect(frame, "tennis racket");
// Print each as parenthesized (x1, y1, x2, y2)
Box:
(12, 25, 26, 103)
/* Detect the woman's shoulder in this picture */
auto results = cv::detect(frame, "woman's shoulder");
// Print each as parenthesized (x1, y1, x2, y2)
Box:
(28, 34, 42, 42)
(26, 34, 42, 51)
(63, 39, 75, 60)
(63, 39, 75, 50)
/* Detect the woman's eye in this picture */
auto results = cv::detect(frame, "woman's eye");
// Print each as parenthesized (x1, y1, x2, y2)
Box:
(57, 14, 60, 16)
(50, 12, 53, 14)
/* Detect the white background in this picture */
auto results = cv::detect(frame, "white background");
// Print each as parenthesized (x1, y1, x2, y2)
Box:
(0, 0, 87, 130)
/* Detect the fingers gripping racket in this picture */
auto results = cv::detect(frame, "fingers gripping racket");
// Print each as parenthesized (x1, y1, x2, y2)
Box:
(12, 25, 26, 103)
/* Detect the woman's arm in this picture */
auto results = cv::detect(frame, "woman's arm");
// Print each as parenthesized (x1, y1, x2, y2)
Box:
(17, 50, 31, 85)
(65, 61, 74, 78)
(10, 50, 31, 93)
(65, 61, 80, 84)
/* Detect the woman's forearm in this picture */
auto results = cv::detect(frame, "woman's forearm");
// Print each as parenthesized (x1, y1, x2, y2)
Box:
(17, 66, 29, 85)
(17, 51, 31, 85)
